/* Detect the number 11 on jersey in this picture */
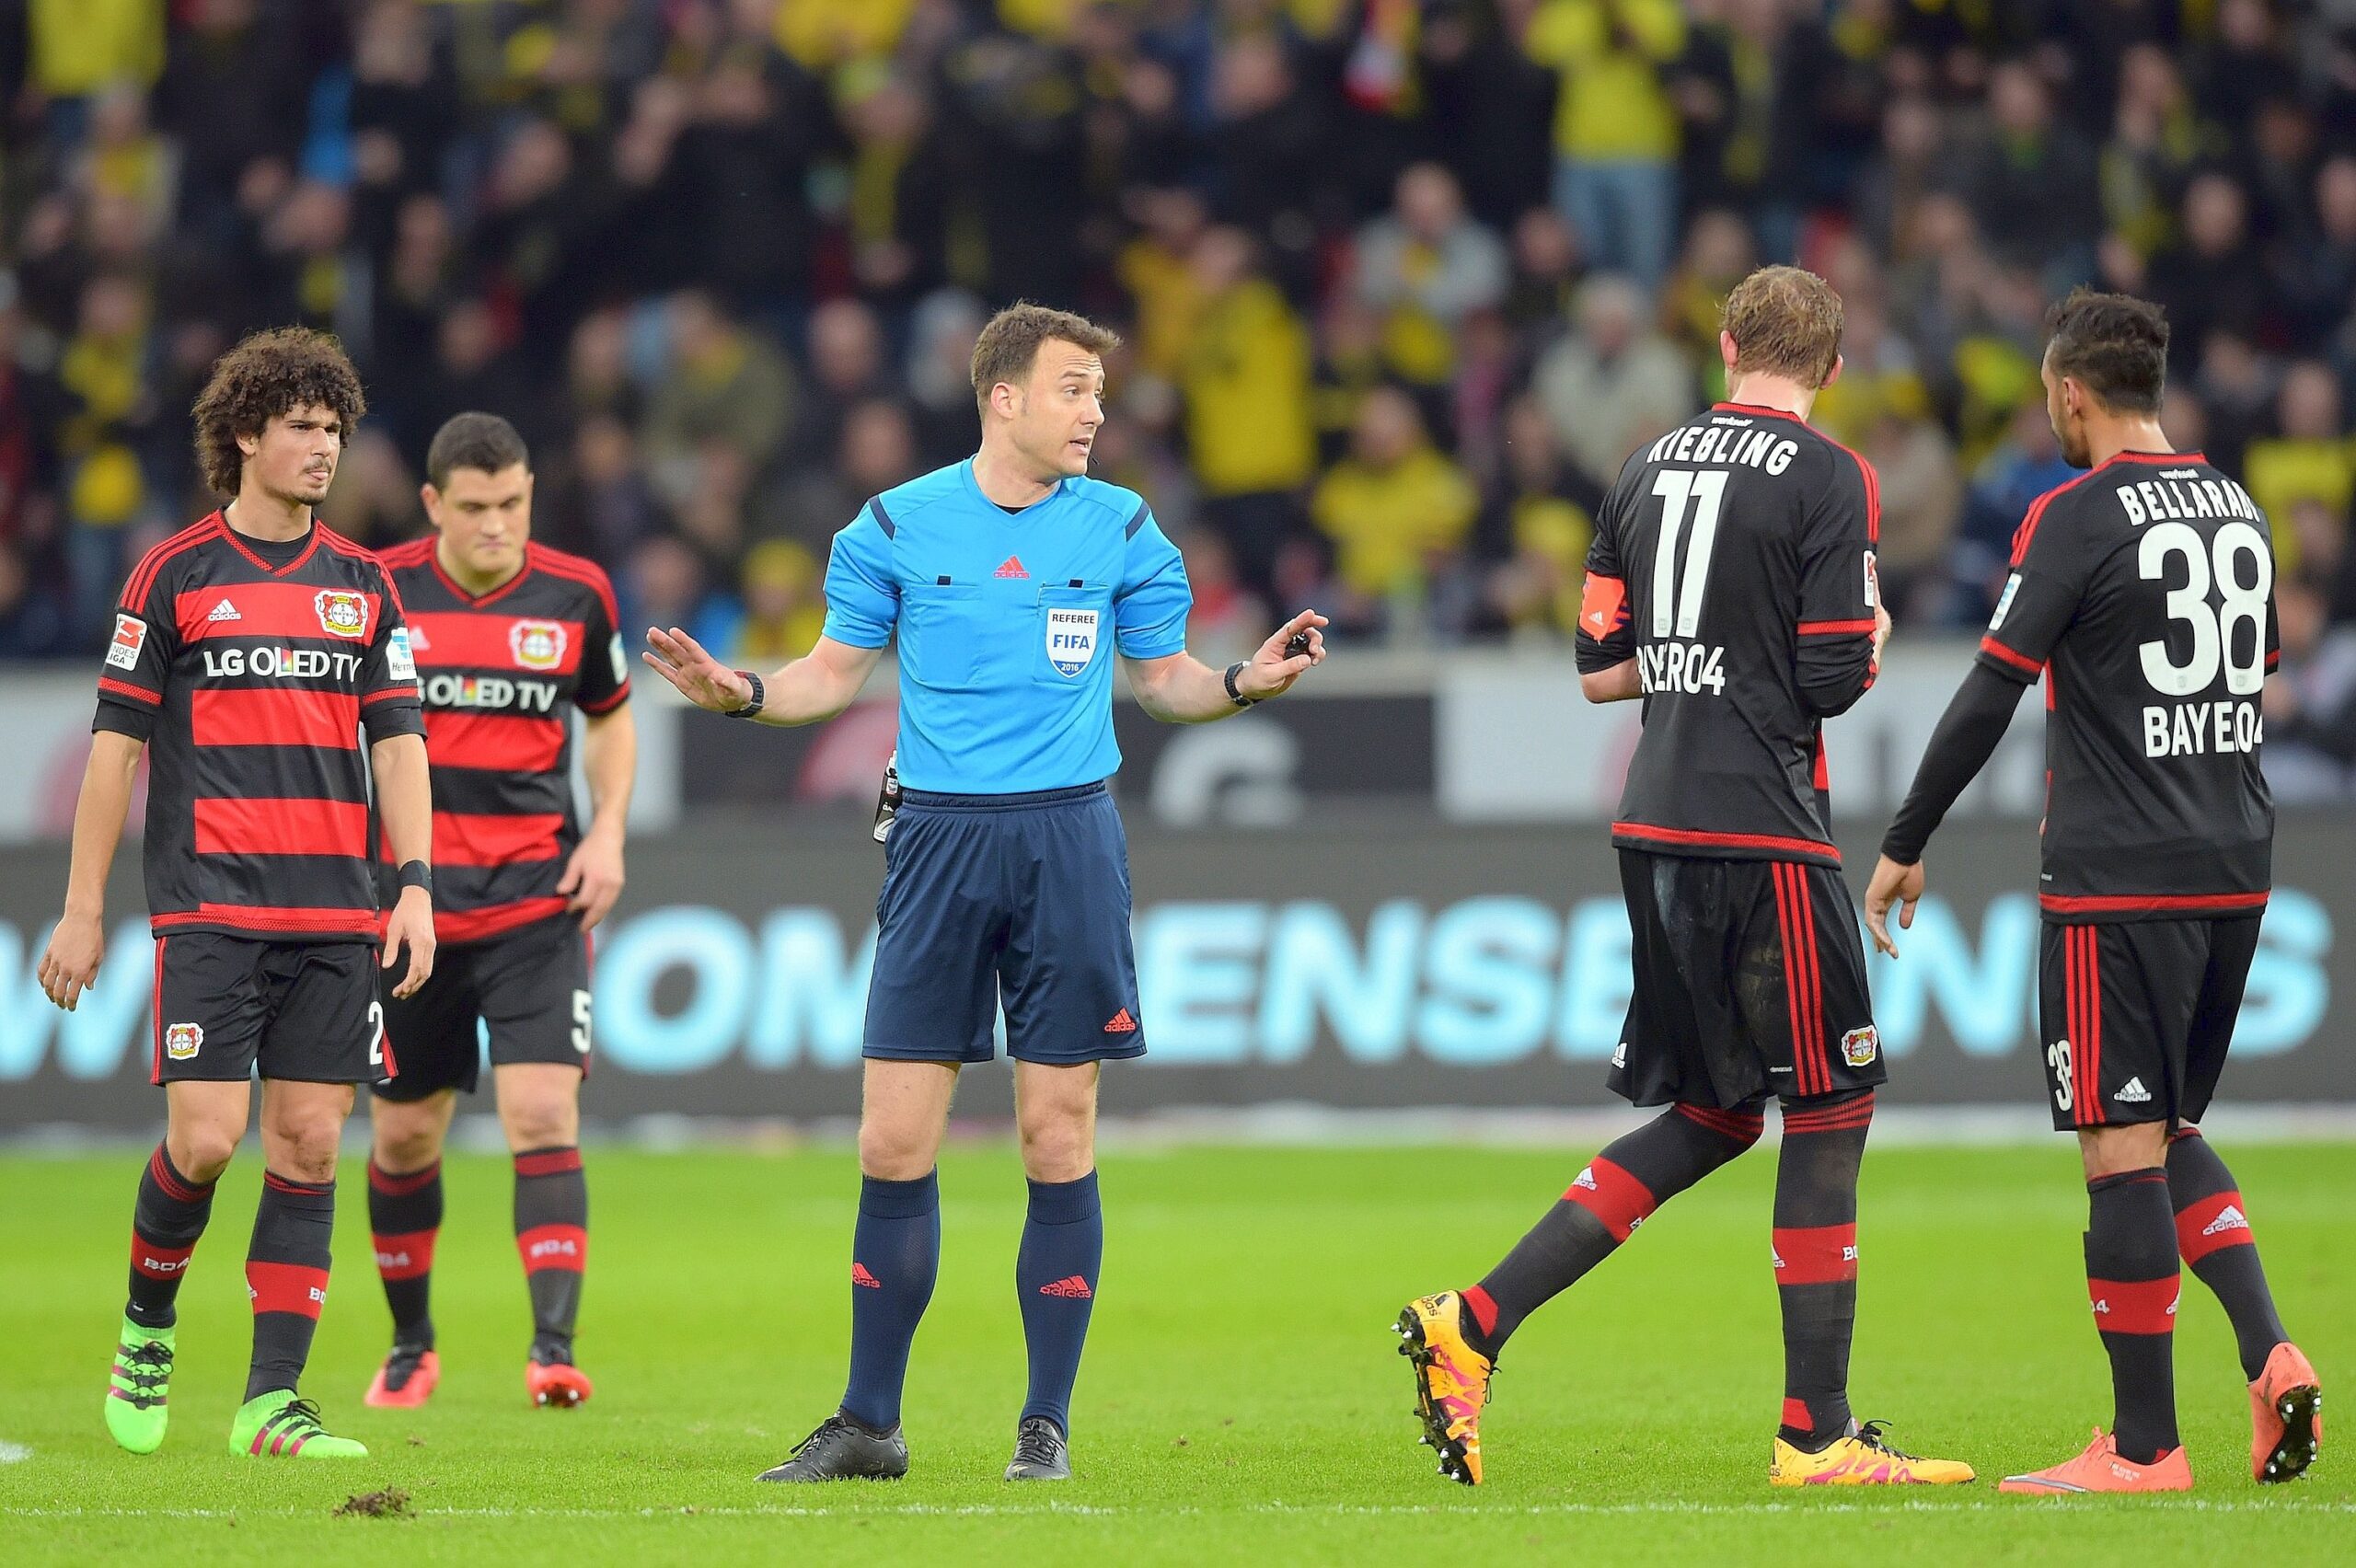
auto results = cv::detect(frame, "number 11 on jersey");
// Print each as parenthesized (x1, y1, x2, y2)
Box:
(1641, 468, 1729, 695)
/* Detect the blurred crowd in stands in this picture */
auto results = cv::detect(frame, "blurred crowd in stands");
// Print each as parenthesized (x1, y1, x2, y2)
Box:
(3, 0, 2356, 777)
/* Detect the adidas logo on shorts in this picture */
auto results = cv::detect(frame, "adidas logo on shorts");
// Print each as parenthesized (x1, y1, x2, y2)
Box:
(2115, 1077, 2153, 1103)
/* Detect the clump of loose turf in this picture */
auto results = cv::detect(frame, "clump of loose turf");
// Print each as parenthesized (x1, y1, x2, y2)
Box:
(333, 1488, 411, 1519)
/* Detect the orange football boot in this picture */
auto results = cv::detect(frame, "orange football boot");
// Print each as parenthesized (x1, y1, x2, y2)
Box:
(363, 1345, 439, 1409)
(1395, 1292, 1491, 1485)
(2249, 1342, 2322, 1483)
(2000, 1428, 2192, 1494)
(1768, 1420, 1975, 1485)
(527, 1359, 594, 1408)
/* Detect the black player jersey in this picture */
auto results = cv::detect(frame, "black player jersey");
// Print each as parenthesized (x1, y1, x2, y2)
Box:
(377, 538, 629, 941)
(93, 513, 425, 940)
(1575, 402, 1881, 868)
(1975, 450, 2277, 919)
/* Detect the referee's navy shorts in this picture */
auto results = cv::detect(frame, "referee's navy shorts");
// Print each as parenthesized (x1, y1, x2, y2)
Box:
(863, 780, 1147, 1066)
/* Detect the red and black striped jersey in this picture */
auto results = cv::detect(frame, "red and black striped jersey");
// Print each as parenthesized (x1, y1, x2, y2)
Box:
(1975, 451, 2277, 920)
(377, 538, 629, 942)
(1576, 403, 1881, 869)
(93, 513, 426, 940)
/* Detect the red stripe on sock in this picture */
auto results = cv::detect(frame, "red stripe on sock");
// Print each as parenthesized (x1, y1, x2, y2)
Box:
(2176, 1191, 2256, 1264)
(373, 1229, 438, 1281)
(2088, 1274, 2180, 1335)
(1783, 1092, 1877, 1135)
(1461, 1285, 1498, 1336)
(517, 1223, 587, 1274)
(1772, 1224, 1860, 1286)
(246, 1260, 329, 1319)
(132, 1231, 195, 1280)
(514, 1147, 583, 1178)
(1563, 1156, 1657, 1242)
(1673, 1101, 1766, 1144)
(368, 1160, 441, 1196)
(147, 1144, 204, 1200)
(1783, 1397, 1816, 1433)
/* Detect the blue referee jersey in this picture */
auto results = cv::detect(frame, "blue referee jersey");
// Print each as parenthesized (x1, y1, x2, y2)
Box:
(820, 459, 1193, 793)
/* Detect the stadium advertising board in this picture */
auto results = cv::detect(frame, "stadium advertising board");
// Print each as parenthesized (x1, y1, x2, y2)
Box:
(0, 817, 2344, 1130)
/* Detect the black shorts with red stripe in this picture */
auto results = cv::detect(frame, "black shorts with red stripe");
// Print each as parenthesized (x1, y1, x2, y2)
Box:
(152, 934, 387, 1085)
(1611, 849, 1885, 1110)
(2037, 915, 2260, 1133)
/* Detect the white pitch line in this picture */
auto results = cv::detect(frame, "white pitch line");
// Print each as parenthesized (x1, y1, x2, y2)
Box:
(6, 1498, 2353, 1521)
(0, 1442, 30, 1464)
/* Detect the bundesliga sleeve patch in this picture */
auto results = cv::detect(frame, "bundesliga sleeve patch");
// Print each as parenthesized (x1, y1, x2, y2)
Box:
(106, 613, 148, 670)
(609, 632, 628, 686)
(1990, 573, 2021, 631)
(386, 627, 417, 682)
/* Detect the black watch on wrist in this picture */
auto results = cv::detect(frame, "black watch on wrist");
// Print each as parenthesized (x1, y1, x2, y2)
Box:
(397, 859, 432, 896)
(1223, 661, 1257, 708)
(726, 669, 766, 719)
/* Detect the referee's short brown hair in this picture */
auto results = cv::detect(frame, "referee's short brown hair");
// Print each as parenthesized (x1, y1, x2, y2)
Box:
(969, 304, 1121, 418)
(1720, 267, 1845, 390)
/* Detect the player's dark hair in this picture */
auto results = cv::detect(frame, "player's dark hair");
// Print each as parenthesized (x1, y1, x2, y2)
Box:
(191, 327, 366, 497)
(2043, 289, 2169, 414)
(970, 303, 1121, 417)
(1721, 266, 1843, 389)
(426, 411, 532, 489)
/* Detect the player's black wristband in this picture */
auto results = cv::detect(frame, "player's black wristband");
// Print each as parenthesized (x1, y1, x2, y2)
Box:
(1223, 661, 1256, 708)
(726, 670, 766, 719)
(397, 859, 432, 895)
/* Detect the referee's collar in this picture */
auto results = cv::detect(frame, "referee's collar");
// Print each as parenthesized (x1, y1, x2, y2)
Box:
(960, 458, 1066, 515)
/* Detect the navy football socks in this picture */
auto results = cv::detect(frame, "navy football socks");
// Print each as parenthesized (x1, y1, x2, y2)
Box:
(1016, 1171, 1103, 1436)
(841, 1171, 941, 1432)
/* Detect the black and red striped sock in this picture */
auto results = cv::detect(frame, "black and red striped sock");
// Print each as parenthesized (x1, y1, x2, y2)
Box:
(2085, 1167, 2181, 1463)
(514, 1146, 587, 1356)
(2166, 1128, 2285, 1382)
(1773, 1089, 1874, 1447)
(245, 1171, 335, 1401)
(1463, 1101, 1763, 1359)
(368, 1158, 442, 1349)
(127, 1144, 216, 1330)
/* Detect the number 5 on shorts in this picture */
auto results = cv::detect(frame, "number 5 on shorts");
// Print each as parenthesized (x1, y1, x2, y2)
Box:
(571, 989, 592, 1055)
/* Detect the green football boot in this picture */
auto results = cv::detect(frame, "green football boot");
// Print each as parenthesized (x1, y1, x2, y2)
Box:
(228, 1390, 368, 1458)
(105, 1318, 175, 1454)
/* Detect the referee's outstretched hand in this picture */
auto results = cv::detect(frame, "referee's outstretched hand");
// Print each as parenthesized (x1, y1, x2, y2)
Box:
(643, 626, 753, 712)
(1237, 609, 1329, 701)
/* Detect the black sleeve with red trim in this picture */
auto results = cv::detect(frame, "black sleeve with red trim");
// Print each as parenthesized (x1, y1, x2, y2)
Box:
(91, 559, 181, 743)
(1974, 485, 2092, 685)
(571, 564, 632, 714)
(1879, 663, 2028, 864)
(360, 563, 427, 744)
(1794, 446, 1880, 718)
(1573, 482, 1635, 674)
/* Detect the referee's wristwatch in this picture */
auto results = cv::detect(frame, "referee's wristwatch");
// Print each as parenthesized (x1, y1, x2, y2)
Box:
(1223, 661, 1258, 708)
(726, 670, 766, 719)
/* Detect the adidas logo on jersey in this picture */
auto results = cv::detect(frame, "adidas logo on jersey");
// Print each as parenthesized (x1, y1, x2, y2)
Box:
(995, 555, 1030, 579)
(206, 599, 242, 622)
(2115, 1078, 2153, 1103)
(2202, 1205, 2250, 1238)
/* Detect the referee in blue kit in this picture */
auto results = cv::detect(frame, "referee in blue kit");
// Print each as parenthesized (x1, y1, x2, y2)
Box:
(644, 304, 1326, 1483)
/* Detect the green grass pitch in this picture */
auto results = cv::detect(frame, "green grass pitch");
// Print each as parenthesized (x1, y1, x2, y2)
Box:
(1, 1141, 2349, 1563)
